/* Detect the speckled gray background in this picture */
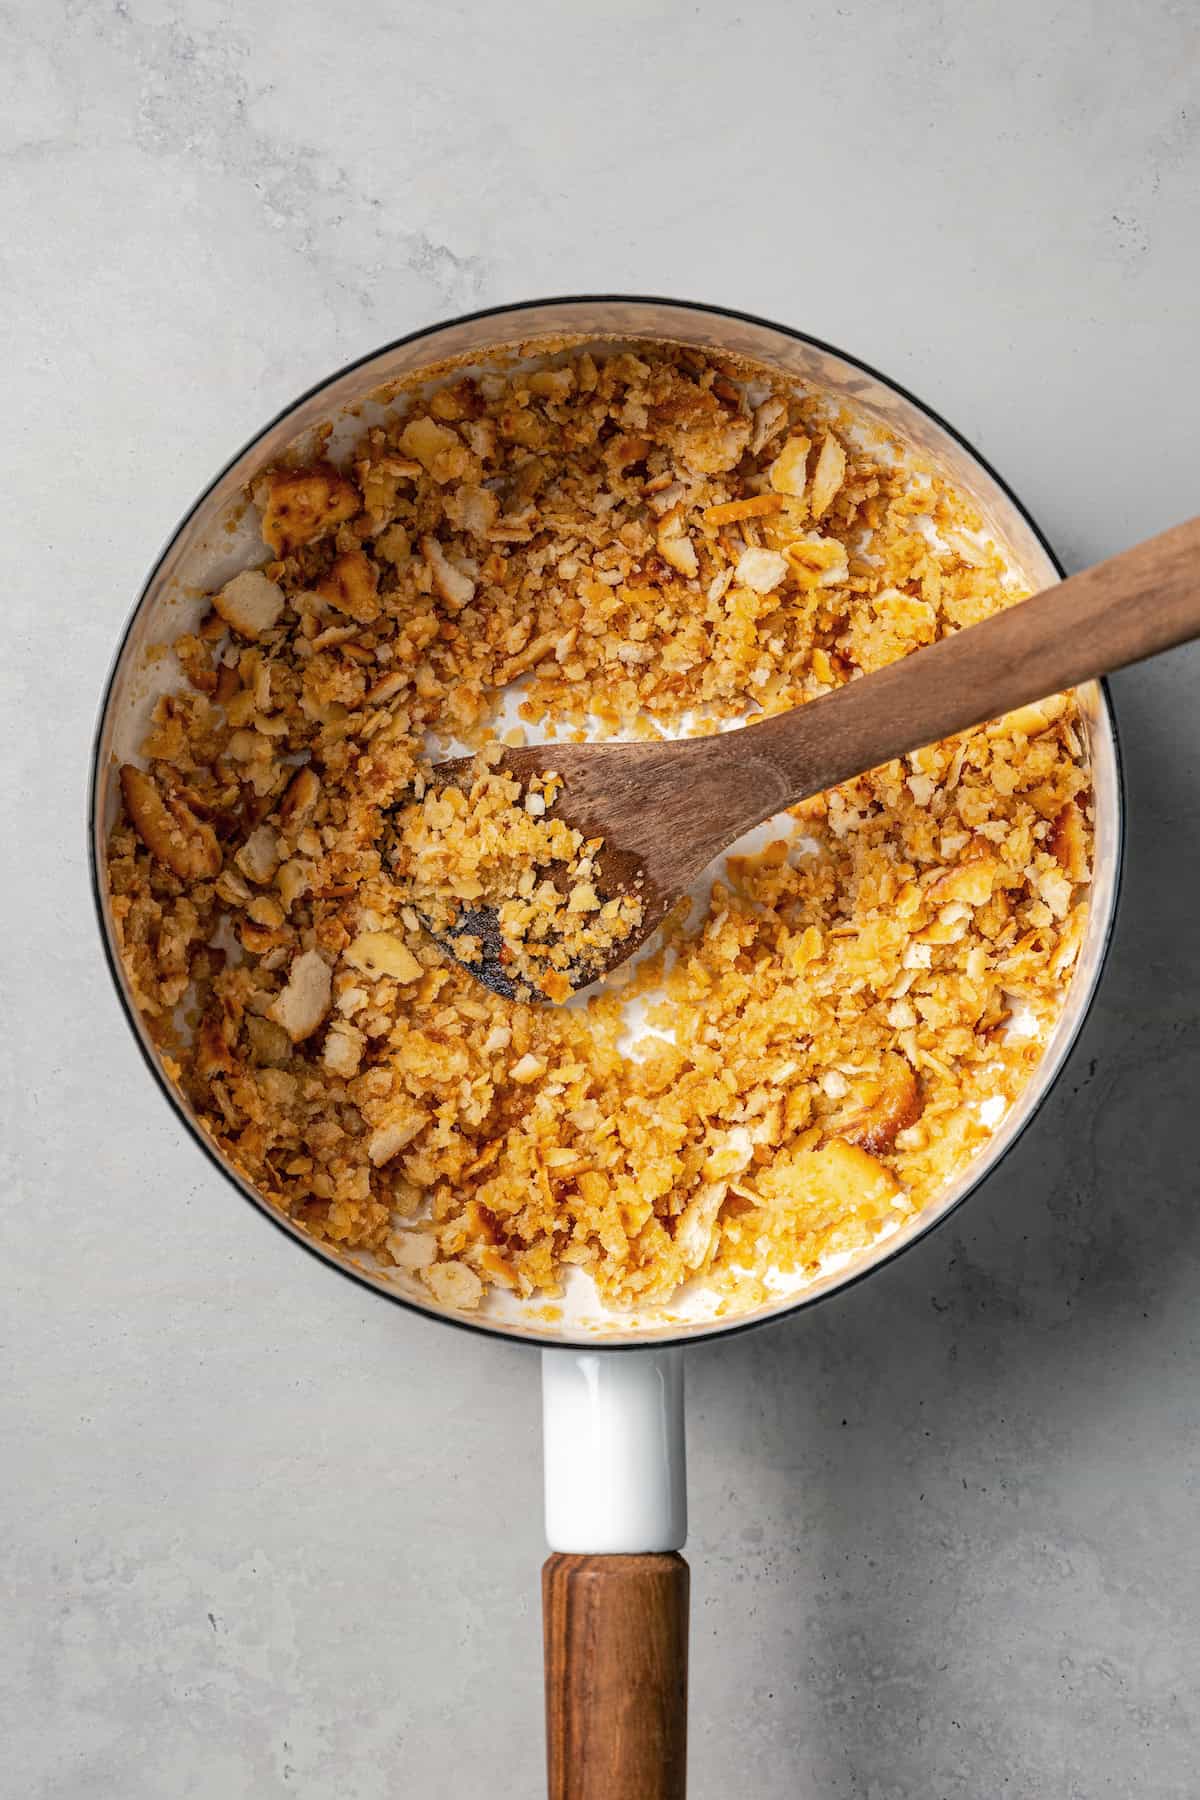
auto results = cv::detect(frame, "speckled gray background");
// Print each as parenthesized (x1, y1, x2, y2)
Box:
(4, 2, 1200, 1794)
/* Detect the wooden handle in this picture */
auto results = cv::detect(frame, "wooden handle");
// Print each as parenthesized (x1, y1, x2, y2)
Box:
(543, 1552, 689, 1800)
(750, 512, 1200, 804)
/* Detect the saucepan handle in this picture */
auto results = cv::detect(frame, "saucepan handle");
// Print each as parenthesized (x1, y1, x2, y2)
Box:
(541, 1347, 689, 1800)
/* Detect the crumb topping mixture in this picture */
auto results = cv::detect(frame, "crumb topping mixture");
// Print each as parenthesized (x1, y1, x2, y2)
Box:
(107, 342, 1092, 1314)
(385, 748, 644, 1003)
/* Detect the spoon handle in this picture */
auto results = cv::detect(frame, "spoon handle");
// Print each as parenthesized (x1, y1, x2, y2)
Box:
(744, 513, 1200, 806)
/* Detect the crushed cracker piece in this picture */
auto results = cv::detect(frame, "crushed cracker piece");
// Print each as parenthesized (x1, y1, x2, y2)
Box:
(235, 824, 281, 885)
(386, 1228, 438, 1271)
(213, 570, 285, 640)
(703, 493, 785, 527)
(735, 547, 788, 595)
(317, 549, 380, 624)
(119, 765, 221, 880)
(368, 1109, 426, 1165)
(1049, 801, 1089, 883)
(269, 948, 332, 1042)
(423, 535, 476, 612)
(344, 932, 423, 983)
(423, 1261, 484, 1310)
(400, 416, 460, 477)
(769, 434, 811, 498)
(657, 508, 699, 578)
(809, 434, 847, 518)
(783, 533, 849, 588)
(323, 1019, 365, 1078)
(988, 694, 1068, 738)
(262, 464, 359, 555)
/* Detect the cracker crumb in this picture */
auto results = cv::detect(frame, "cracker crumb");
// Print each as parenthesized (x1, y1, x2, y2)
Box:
(735, 547, 788, 594)
(214, 570, 286, 640)
(386, 758, 643, 1000)
(810, 433, 847, 518)
(270, 949, 332, 1042)
(106, 341, 1094, 1313)
(423, 1261, 484, 1310)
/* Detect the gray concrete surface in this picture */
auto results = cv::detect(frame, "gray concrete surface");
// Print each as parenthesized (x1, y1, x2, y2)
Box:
(4, 1, 1199, 1793)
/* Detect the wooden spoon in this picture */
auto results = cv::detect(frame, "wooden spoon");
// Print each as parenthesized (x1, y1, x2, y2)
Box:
(405, 516, 1200, 1000)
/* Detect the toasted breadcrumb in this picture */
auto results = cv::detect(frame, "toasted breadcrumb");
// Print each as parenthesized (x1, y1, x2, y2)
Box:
(106, 342, 1093, 1312)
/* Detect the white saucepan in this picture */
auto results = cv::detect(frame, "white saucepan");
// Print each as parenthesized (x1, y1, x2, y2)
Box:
(90, 297, 1123, 1799)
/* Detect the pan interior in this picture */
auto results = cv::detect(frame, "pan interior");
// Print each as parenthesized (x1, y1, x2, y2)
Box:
(92, 301, 1120, 1347)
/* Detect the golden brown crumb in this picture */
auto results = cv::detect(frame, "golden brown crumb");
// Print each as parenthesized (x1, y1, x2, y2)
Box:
(119, 765, 221, 881)
(261, 464, 360, 555)
(106, 342, 1093, 1311)
(385, 757, 643, 1002)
